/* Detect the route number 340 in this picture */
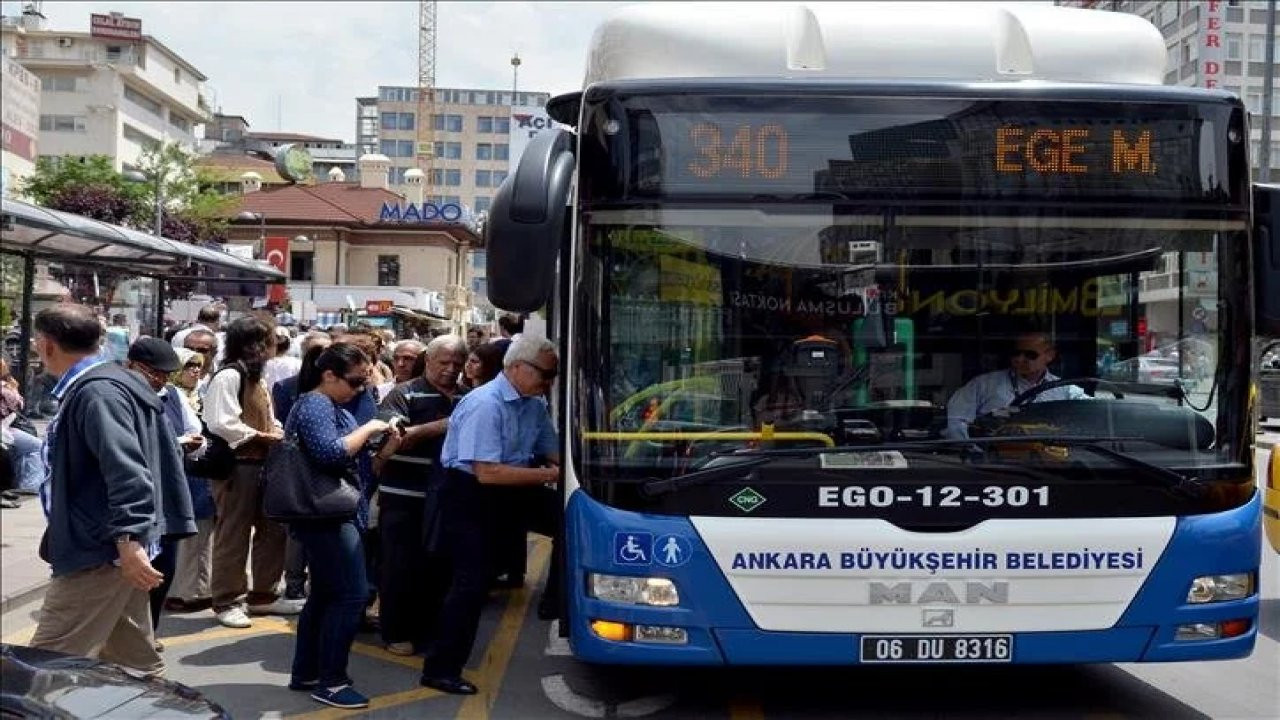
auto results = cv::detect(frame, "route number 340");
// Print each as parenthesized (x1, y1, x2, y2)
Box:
(687, 123, 789, 179)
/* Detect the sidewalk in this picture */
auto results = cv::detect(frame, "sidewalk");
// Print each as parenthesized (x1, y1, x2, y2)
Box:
(0, 496, 48, 613)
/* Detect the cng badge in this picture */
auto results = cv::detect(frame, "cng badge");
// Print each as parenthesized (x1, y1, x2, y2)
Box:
(728, 487, 767, 514)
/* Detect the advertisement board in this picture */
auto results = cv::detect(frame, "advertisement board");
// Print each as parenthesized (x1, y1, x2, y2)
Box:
(90, 13, 143, 41)
(2, 56, 40, 162)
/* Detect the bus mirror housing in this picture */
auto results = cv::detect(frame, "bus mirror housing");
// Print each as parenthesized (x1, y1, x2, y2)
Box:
(486, 129, 575, 313)
(1254, 184, 1280, 337)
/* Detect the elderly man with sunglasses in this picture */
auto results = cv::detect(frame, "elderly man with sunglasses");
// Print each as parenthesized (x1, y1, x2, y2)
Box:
(417, 335, 560, 696)
(945, 331, 1089, 440)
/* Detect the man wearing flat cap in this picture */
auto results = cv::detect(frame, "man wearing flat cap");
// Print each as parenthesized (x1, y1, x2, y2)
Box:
(125, 337, 205, 635)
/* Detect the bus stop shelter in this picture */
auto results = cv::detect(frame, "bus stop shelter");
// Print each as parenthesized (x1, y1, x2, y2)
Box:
(1, 197, 286, 394)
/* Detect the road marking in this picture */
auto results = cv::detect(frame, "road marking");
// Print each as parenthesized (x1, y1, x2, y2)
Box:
(728, 697, 766, 720)
(455, 537, 551, 720)
(161, 617, 295, 648)
(545, 620, 572, 656)
(349, 640, 422, 669)
(541, 674, 609, 718)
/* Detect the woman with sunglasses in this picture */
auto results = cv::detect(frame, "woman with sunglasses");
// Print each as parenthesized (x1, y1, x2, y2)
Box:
(286, 343, 401, 709)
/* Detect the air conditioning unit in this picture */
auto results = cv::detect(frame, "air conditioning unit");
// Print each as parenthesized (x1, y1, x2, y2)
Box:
(58, 37, 73, 48)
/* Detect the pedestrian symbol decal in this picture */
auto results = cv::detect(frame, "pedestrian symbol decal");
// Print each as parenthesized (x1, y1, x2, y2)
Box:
(652, 534, 691, 567)
(614, 532, 652, 565)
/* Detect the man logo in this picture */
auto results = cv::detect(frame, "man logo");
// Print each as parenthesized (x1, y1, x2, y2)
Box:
(922, 609, 955, 628)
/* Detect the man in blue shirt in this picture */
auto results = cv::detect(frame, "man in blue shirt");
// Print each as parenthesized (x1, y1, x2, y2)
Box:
(945, 332, 1089, 439)
(419, 335, 559, 695)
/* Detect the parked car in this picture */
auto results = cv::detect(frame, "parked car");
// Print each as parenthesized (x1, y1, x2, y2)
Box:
(0, 644, 228, 719)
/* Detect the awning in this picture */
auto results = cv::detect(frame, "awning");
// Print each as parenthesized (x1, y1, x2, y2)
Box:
(1, 197, 286, 281)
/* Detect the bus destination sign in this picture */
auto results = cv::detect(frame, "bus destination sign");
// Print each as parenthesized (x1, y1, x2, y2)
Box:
(605, 96, 1239, 203)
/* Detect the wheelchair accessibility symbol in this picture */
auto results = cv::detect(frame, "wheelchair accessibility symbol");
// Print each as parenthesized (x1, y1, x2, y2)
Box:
(613, 532, 653, 565)
(652, 534, 691, 567)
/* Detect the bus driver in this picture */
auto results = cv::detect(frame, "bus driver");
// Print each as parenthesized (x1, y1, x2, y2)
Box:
(945, 332, 1088, 439)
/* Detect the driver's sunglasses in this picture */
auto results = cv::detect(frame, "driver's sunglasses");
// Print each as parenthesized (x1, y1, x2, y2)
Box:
(522, 360, 558, 382)
(343, 375, 368, 390)
(1011, 349, 1042, 361)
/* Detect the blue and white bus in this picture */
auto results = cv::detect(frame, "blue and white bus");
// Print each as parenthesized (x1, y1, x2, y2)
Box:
(486, 2, 1280, 665)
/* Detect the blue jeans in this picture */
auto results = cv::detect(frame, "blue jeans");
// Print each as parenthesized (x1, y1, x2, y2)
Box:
(6, 428, 45, 492)
(289, 519, 367, 687)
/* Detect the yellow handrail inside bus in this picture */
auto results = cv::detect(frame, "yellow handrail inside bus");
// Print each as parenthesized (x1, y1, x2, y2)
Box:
(583, 431, 835, 447)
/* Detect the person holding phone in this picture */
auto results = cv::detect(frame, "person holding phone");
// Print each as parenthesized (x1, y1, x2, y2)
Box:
(373, 335, 468, 656)
(286, 343, 401, 710)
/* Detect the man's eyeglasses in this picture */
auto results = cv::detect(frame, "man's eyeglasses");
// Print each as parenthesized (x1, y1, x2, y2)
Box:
(1010, 349, 1042, 361)
(521, 360, 558, 382)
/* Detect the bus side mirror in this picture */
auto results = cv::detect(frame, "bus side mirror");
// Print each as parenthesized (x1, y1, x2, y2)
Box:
(485, 129, 575, 313)
(1254, 184, 1280, 336)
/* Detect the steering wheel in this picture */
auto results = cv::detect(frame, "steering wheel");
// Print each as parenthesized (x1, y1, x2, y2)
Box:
(1010, 376, 1125, 407)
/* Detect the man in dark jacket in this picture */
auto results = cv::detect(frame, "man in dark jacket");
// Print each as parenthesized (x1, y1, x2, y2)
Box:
(29, 305, 195, 677)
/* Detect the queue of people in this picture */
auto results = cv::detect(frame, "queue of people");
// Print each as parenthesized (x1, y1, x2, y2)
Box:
(18, 301, 553, 709)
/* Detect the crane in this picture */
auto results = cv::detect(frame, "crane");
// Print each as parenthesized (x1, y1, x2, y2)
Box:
(416, 0, 437, 197)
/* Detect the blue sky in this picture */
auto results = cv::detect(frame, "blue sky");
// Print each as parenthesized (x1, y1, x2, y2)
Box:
(2, 1, 627, 140)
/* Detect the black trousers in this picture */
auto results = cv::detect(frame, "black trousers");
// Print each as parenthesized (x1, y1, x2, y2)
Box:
(421, 473, 562, 678)
(149, 536, 179, 631)
(378, 492, 446, 648)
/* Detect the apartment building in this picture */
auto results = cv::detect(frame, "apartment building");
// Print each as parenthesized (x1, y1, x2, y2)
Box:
(0, 9, 210, 171)
(1060, 0, 1279, 176)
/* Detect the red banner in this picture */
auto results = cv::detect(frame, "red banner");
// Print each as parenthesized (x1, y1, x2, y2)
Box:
(264, 236, 289, 304)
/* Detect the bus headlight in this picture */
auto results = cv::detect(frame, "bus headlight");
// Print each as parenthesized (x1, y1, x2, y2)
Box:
(589, 574, 679, 606)
(1186, 574, 1253, 604)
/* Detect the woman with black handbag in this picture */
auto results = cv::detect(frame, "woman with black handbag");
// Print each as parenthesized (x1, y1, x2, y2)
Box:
(282, 344, 401, 710)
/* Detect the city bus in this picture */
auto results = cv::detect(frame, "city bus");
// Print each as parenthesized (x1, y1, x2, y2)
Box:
(485, 2, 1280, 665)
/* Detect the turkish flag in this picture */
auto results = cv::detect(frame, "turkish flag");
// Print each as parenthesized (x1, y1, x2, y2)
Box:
(264, 236, 289, 304)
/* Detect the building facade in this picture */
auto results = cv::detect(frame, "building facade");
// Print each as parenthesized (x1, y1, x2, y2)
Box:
(1, 53, 41, 196)
(1059, 0, 1279, 177)
(224, 154, 480, 322)
(354, 86, 550, 213)
(0, 9, 210, 171)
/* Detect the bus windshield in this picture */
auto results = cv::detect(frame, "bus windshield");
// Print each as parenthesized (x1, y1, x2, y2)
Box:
(572, 206, 1251, 506)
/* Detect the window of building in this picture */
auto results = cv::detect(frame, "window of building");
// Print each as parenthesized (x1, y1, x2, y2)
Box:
(476, 169, 491, 187)
(169, 114, 191, 134)
(474, 196, 492, 213)
(39, 74, 83, 92)
(122, 123, 159, 149)
(39, 114, 86, 132)
(1226, 33, 1242, 61)
(430, 168, 445, 186)
(494, 143, 509, 161)
(291, 251, 314, 282)
(398, 140, 414, 157)
(494, 117, 510, 134)
(472, 251, 487, 269)
(445, 141, 462, 159)
(1226, 6, 1243, 22)
(478, 116, 494, 133)
(124, 85, 162, 116)
(106, 45, 123, 62)
(432, 114, 464, 132)
(471, 277, 487, 296)
(381, 112, 398, 130)
(492, 170, 508, 185)
(378, 255, 401, 286)
(476, 143, 492, 160)
(446, 169, 461, 186)
(399, 113, 415, 131)
(1247, 90, 1263, 115)
(1166, 44, 1178, 72)
(1248, 36, 1263, 61)
(429, 195, 462, 206)
(380, 139, 398, 156)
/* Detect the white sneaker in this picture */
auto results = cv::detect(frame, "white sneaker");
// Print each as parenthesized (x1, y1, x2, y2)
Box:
(215, 607, 253, 628)
(248, 597, 306, 616)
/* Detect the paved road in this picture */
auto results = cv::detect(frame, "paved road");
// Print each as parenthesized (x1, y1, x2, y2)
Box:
(3, 451, 1277, 719)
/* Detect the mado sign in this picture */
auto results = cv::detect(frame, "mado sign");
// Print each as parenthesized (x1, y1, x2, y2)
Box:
(379, 201, 464, 223)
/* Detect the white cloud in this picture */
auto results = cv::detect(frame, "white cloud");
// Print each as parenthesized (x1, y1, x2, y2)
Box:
(2, 1, 626, 140)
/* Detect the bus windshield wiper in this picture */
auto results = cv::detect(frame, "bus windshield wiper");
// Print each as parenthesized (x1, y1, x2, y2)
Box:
(641, 435, 1202, 498)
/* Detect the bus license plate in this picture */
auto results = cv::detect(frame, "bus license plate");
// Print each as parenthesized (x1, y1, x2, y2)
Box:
(860, 635, 1013, 663)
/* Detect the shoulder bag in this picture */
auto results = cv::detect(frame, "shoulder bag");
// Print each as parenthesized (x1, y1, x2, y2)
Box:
(186, 365, 243, 480)
(261, 409, 360, 522)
